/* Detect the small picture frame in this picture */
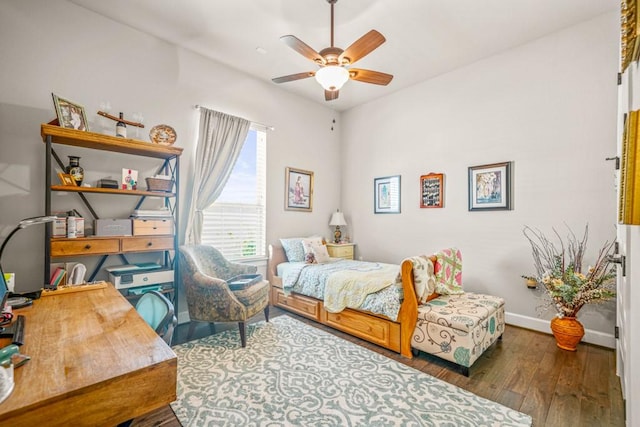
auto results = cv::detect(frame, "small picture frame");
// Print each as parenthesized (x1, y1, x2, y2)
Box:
(420, 173, 444, 208)
(468, 161, 512, 211)
(374, 175, 401, 214)
(285, 167, 313, 212)
(51, 93, 89, 131)
(122, 168, 138, 190)
(57, 172, 77, 186)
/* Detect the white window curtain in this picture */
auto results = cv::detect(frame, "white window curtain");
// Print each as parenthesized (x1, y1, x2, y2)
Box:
(185, 108, 251, 244)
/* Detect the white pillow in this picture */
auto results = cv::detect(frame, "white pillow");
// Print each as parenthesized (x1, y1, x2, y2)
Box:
(312, 244, 331, 263)
(302, 236, 324, 258)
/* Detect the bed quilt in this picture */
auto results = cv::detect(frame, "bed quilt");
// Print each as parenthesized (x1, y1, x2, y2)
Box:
(282, 260, 402, 321)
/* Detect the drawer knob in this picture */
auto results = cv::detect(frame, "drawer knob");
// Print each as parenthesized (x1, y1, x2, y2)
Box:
(147, 242, 153, 247)
(84, 244, 92, 249)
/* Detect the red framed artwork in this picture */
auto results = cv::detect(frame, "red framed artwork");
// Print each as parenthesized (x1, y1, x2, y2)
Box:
(420, 173, 444, 208)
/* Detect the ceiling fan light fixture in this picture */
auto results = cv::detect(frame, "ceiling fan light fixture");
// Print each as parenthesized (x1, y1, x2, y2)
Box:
(315, 65, 349, 91)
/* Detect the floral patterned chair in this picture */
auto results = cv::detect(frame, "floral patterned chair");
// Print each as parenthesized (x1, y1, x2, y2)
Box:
(179, 245, 270, 346)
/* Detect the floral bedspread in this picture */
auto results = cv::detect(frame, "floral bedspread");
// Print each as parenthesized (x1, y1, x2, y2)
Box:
(282, 260, 402, 321)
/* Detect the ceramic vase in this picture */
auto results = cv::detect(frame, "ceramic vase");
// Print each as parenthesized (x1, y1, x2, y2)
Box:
(550, 316, 584, 351)
(66, 155, 84, 186)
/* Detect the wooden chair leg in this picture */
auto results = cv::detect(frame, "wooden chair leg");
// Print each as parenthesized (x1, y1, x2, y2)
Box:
(264, 305, 270, 322)
(187, 321, 197, 341)
(239, 322, 246, 347)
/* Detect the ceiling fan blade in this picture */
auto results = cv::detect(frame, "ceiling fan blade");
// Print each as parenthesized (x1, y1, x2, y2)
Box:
(348, 69, 393, 86)
(280, 35, 326, 65)
(325, 89, 339, 101)
(272, 71, 315, 84)
(339, 30, 386, 65)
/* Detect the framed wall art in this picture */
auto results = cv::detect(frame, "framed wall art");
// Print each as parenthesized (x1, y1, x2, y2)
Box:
(374, 175, 401, 214)
(51, 93, 89, 131)
(468, 161, 512, 211)
(285, 167, 314, 212)
(420, 173, 444, 208)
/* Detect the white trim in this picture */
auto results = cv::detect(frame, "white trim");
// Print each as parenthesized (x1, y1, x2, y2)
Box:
(506, 312, 615, 349)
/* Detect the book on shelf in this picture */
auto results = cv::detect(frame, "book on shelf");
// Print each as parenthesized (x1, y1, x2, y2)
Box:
(49, 267, 66, 290)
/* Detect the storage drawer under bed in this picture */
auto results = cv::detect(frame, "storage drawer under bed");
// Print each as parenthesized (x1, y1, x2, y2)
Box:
(271, 287, 322, 321)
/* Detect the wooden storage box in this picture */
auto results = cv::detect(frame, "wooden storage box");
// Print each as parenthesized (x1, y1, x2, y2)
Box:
(132, 219, 174, 236)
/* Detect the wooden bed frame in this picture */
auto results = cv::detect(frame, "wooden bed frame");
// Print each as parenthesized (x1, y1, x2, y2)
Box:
(267, 244, 418, 358)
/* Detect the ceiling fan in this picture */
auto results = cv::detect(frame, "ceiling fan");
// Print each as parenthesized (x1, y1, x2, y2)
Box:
(272, 0, 393, 101)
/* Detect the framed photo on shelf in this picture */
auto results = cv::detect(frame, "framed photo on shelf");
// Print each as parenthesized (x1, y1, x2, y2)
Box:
(57, 172, 77, 186)
(420, 173, 444, 208)
(374, 175, 401, 214)
(51, 93, 89, 131)
(285, 167, 314, 212)
(122, 168, 139, 190)
(468, 161, 512, 211)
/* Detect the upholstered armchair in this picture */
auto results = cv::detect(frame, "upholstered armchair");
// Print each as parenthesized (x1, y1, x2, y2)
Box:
(179, 245, 269, 347)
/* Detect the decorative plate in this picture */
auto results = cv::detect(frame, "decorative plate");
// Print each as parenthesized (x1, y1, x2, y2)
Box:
(149, 124, 177, 145)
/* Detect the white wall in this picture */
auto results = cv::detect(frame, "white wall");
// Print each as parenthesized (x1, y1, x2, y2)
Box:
(0, 0, 341, 305)
(341, 12, 619, 344)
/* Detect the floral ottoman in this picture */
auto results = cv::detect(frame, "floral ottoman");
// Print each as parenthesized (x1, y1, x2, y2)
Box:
(411, 292, 505, 376)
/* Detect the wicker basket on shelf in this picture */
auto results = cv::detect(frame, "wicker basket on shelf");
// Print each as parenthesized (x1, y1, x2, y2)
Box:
(145, 177, 174, 192)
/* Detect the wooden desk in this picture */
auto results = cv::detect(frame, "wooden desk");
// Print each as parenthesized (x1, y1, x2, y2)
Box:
(0, 284, 177, 426)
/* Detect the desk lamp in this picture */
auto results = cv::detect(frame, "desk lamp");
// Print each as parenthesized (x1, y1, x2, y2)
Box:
(0, 216, 57, 281)
(329, 210, 347, 244)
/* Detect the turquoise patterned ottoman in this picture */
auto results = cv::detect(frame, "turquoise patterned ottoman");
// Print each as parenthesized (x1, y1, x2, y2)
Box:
(411, 292, 505, 376)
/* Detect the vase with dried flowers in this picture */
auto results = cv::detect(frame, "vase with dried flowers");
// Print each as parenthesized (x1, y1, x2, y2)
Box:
(522, 225, 616, 351)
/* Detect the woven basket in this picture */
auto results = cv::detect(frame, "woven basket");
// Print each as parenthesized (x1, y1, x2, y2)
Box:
(145, 177, 174, 192)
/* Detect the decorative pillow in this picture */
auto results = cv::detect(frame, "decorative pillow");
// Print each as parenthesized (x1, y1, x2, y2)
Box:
(406, 255, 437, 304)
(434, 247, 464, 295)
(305, 251, 317, 264)
(302, 236, 324, 258)
(311, 244, 331, 263)
(280, 238, 305, 262)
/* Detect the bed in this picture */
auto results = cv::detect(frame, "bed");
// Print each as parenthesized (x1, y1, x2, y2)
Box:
(268, 243, 419, 359)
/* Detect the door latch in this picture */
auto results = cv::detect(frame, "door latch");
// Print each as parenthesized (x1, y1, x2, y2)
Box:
(606, 253, 626, 277)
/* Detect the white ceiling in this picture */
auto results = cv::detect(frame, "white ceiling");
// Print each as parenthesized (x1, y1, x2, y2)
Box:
(70, 0, 618, 112)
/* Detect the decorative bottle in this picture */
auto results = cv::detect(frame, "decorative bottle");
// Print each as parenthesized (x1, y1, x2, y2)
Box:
(65, 156, 84, 186)
(116, 112, 127, 138)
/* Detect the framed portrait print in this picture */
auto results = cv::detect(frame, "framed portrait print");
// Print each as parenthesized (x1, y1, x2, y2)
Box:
(420, 173, 444, 208)
(468, 161, 512, 211)
(374, 175, 401, 214)
(52, 93, 89, 131)
(285, 167, 314, 212)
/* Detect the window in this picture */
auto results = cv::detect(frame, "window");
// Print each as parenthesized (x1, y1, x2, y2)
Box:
(201, 127, 266, 260)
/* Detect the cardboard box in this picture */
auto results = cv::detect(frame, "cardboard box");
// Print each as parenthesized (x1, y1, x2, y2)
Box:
(53, 216, 85, 238)
(75, 217, 85, 237)
(53, 218, 66, 237)
(95, 219, 132, 236)
(132, 219, 174, 236)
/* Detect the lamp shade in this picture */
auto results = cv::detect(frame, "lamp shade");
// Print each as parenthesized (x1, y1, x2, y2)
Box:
(329, 211, 347, 227)
(315, 66, 349, 91)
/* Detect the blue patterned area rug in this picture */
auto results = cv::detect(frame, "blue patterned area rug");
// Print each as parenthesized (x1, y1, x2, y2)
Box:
(171, 315, 532, 426)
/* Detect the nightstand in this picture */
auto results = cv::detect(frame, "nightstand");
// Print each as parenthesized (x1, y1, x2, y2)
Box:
(326, 243, 356, 260)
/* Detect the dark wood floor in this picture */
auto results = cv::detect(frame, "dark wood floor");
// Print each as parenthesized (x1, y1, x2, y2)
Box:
(131, 307, 625, 427)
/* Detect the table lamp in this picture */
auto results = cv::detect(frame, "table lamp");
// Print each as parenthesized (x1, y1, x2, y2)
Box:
(329, 210, 347, 244)
(0, 216, 58, 274)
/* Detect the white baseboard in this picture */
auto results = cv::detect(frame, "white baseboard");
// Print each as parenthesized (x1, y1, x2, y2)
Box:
(505, 312, 615, 349)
